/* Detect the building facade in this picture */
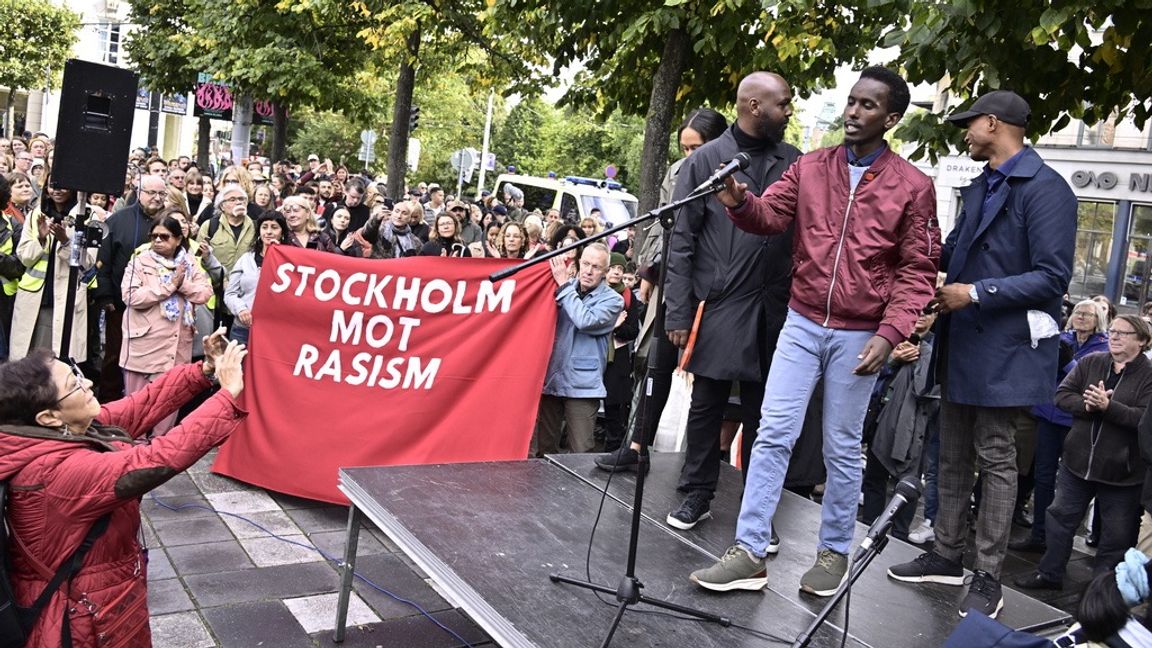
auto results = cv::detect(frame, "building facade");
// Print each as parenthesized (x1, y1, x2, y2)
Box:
(13, 0, 199, 160)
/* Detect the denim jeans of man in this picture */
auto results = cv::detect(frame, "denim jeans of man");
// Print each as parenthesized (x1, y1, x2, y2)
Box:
(922, 419, 940, 523)
(735, 309, 878, 557)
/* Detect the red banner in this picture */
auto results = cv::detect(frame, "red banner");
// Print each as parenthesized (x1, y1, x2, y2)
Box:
(212, 246, 557, 503)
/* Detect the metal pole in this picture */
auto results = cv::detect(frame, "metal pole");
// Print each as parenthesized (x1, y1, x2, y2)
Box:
(475, 91, 494, 199)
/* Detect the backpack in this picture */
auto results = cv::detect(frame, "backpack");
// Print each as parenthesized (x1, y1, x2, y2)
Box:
(0, 481, 110, 648)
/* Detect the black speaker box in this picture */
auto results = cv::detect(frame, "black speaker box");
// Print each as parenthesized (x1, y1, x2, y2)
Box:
(50, 59, 139, 195)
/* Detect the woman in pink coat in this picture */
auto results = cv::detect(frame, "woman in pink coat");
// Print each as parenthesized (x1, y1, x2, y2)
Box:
(0, 332, 247, 648)
(120, 214, 213, 435)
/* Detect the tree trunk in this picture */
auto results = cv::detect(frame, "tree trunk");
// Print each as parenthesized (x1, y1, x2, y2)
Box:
(196, 115, 211, 171)
(230, 94, 253, 165)
(636, 28, 690, 215)
(272, 103, 288, 162)
(386, 27, 421, 200)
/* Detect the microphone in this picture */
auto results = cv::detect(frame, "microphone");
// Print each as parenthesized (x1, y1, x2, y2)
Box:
(692, 152, 751, 193)
(853, 477, 920, 562)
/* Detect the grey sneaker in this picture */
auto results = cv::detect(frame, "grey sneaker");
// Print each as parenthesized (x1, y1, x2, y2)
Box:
(689, 545, 767, 592)
(799, 549, 848, 597)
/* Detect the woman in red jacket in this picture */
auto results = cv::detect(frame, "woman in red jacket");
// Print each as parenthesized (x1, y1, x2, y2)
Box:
(0, 330, 247, 647)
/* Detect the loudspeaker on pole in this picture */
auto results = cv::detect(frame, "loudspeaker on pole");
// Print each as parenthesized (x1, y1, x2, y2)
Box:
(50, 59, 139, 195)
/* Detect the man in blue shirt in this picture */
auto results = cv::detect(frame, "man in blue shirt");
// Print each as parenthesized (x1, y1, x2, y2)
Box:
(888, 90, 1077, 620)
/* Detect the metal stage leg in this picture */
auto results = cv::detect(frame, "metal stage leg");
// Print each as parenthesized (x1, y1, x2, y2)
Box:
(333, 505, 364, 643)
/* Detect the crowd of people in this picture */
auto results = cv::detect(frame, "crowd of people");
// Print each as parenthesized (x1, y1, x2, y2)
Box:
(3, 66, 1152, 647)
(0, 135, 649, 645)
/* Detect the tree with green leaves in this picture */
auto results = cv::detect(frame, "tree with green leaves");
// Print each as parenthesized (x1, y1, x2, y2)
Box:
(0, 0, 79, 137)
(484, 0, 904, 213)
(886, 1, 1152, 161)
(352, 0, 529, 198)
(125, 0, 387, 163)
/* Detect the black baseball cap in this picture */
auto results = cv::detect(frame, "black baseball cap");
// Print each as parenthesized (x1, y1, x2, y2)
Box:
(946, 90, 1031, 127)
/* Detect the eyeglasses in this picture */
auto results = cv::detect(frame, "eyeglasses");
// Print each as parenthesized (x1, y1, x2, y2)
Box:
(56, 357, 89, 405)
(222, 196, 246, 204)
(1108, 329, 1139, 338)
(139, 188, 165, 197)
(1071, 311, 1095, 317)
(151, 232, 172, 242)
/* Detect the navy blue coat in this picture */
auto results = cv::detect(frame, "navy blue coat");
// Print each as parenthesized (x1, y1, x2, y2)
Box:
(936, 147, 1077, 407)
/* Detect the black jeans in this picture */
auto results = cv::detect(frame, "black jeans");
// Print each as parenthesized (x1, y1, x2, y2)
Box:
(629, 332, 678, 447)
(676, 375, 765, 496)
(1038, 467, 1142, 580)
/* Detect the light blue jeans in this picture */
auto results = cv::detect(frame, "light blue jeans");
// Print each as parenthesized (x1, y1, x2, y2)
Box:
(736, 309, 879, 558)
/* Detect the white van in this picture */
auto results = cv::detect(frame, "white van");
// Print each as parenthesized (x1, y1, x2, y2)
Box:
(492, 174, 638, 225)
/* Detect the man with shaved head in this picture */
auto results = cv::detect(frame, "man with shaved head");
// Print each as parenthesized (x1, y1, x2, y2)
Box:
(95, 173, 170, 400)
(691, 66, 940, 599)
(655, 71, 801, 538)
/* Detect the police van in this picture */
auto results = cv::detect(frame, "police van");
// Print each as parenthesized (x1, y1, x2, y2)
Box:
(492, 174, 638, 225)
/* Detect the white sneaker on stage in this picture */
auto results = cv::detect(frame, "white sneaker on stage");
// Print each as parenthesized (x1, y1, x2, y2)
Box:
(908, 521, 935, 544)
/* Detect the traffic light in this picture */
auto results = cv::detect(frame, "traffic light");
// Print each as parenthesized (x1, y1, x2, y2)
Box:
(408, 105, 420, 132)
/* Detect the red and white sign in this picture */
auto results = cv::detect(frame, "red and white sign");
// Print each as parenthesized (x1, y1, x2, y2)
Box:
(212, 246, 557, 503)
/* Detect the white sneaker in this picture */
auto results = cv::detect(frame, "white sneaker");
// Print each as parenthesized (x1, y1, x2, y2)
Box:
(908, 521, 935, 544)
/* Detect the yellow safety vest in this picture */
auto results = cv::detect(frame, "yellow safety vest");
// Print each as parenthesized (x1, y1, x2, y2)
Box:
(18, 211, 96, 293)
(16, 255, 49, 293)
(0, 215, 16, 297)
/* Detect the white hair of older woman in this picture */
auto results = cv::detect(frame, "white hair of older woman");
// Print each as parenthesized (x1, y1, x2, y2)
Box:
(1066, 298, 1109, 334)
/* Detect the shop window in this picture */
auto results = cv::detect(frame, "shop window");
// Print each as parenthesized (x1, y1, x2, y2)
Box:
(1068, 200, 1116, 301)
(1123, 204, 1152, 307)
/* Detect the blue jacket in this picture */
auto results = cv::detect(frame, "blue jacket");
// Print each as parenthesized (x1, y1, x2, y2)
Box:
(936, 147, 1077, 407)
(542, 280, 624, 398)
(1032, 330, 1108, 426)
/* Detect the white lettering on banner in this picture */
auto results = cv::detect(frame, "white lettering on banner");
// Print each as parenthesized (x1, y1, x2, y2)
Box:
(329, 310, 421, 351)
(293, 344, 442, 390)
(274, 261, 520, 392)
(269, 263, 515, 313)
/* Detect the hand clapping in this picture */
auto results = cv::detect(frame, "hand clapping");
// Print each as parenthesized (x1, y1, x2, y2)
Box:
(1083, 380, 1113, 412)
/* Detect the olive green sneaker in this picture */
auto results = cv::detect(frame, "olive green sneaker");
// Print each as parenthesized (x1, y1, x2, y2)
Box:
(689, 545, 767, 592)
(799, 549, 848, 597)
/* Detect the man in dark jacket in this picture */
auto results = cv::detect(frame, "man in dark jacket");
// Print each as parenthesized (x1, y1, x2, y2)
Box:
(692, 67, 940, 598)
(94, 174, 167, 401)
(653, 72, 801, 533)
(887, 90, 1077, 619)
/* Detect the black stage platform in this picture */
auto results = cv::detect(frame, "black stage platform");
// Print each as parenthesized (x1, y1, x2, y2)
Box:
(336, 455, 1071, 647)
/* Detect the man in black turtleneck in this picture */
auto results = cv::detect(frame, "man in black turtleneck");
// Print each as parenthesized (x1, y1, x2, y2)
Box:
(660, 72, 801, 536)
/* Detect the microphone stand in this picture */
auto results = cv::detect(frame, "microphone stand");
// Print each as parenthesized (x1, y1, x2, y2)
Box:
(57, 188, 93, 360)
(791, 535, 890, 648)
(490, 183, 734, 647)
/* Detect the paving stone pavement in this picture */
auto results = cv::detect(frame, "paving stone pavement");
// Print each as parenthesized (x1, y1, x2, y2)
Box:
(144, 449, 492, 647)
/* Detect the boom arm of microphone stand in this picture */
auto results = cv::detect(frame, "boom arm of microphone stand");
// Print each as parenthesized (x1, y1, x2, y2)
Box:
(487, 184, 723, 283)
